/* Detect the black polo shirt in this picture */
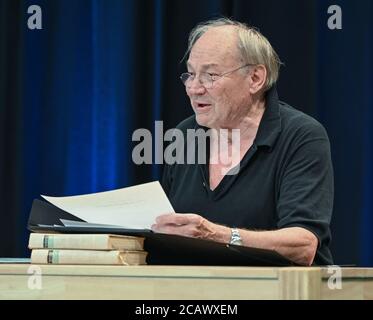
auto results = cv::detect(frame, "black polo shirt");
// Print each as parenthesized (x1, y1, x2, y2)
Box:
(162, 86, 334, 265)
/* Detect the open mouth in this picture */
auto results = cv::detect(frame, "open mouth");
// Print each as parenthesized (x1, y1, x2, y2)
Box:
(196, 103, 211, 108)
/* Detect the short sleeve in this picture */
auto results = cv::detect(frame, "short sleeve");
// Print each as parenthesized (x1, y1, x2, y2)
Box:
(276, 123, 334, 250)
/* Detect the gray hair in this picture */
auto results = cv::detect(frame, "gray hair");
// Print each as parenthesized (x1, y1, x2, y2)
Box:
(186, 17, 282, 91)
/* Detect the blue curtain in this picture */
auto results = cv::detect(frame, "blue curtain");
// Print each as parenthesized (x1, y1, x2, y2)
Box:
(316, 0, 373, 265)
(0, 0, 372, 265)
(20, 0, 138, 253)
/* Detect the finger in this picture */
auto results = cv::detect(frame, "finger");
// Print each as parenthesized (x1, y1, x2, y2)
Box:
(156, 213, 200, 225)
(155, 214, 175, 224)
(152, 224, 197, 238)
(155, 213, 188, 225)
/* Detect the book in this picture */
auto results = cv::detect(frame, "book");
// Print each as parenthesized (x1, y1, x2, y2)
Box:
(31, 249, 147, 265)
(28, 233, 144, 251)
(0, 258, 31, 264)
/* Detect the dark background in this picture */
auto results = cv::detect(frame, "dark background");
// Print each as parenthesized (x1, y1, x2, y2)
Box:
(0, 0, 372, 265)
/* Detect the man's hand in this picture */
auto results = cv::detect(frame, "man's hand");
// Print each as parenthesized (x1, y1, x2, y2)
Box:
(152, 213, 318, 265)
(151, 213, 230, 243)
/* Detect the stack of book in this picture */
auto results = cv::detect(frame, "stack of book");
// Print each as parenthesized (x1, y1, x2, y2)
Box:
(28, 233, 147, 265)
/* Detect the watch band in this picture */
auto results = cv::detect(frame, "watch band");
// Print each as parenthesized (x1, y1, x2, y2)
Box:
(230, 228, 243, 246)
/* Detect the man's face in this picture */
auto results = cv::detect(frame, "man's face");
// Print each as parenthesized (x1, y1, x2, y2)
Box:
(186, 26, 252, 129)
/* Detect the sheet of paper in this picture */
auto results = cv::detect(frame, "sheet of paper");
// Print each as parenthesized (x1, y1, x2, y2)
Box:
(41, 181, 174, 229)
(60, 219, 125, 229)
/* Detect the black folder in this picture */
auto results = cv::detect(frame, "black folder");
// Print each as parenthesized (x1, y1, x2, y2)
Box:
(27, 198, 295, 266)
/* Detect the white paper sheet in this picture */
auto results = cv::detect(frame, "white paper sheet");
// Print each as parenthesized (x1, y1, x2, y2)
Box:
(59, 219, 125, 229)
(41, 181, 174, 230)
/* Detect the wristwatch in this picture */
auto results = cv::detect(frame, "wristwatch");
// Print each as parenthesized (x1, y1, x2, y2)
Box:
(230, 228, 243, 246)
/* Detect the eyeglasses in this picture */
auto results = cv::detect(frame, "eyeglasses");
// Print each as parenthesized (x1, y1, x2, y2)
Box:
(180, 63, 254, 89)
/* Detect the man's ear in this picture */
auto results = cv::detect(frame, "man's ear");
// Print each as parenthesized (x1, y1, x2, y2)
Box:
(248, 65, 267, 94)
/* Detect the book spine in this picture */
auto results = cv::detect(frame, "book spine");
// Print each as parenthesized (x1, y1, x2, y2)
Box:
(28, 234, 110, 250)
(31, 249, 122, 265)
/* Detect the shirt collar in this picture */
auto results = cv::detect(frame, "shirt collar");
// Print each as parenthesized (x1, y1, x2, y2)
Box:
(194, 85, 282, 149)
(254, 85, 282, 150)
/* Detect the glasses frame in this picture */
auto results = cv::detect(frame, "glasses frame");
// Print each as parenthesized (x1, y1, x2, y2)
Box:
(180, 63, 255, 89)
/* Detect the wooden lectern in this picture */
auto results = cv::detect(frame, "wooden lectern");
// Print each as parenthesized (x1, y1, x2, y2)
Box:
(0, 265, 372, 299)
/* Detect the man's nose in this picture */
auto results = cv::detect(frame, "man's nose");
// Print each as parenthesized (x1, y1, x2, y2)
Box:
(186, 77, 206, 95)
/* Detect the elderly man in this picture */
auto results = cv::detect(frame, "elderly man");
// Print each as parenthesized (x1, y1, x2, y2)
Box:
(152, 18, 333, 266)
